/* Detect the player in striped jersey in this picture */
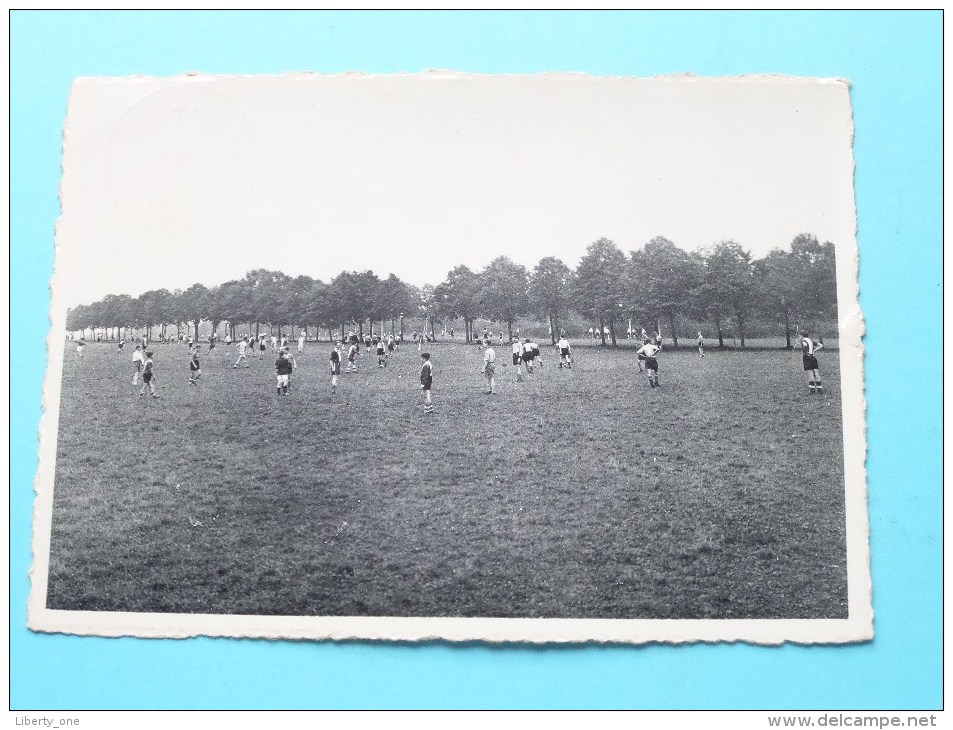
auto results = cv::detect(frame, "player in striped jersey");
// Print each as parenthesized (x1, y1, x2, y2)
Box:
(636, 340, 661, 388)
(801, 331, 824, 393)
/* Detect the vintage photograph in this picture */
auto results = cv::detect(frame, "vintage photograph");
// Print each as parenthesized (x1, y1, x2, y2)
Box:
(31, 73, 869, 643)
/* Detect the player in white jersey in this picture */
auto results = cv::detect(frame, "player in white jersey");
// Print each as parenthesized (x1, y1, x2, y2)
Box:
(636, 340, 661, 387)
(482, 344, 497, 394)
(132, 344, 145, 384)
(347, 342, 359, 373)
(511, 339, 524, 382)
(801, 331, 824, 393)
(297, 332, 306, 353)
(233, 337, 250, 368)
(270, 335, 278, 353)
(557, 336, 572, 368)
(521, 339, 536, 373)
(697, 331, 705, 357)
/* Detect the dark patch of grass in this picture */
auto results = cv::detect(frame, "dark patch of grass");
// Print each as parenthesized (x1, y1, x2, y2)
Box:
(46, 340, 847, 618)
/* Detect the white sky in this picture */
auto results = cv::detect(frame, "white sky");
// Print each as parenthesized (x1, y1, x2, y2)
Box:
(56, 72, 855, 307)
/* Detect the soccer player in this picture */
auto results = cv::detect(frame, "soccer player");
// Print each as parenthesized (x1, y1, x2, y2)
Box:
(76, 337, 86, 358)
(258, 335, 267, 360)
(132, 344, 145, 385)
(347, 341, 359, 373)
(801, 331, 824, 393)
(697, 331, 705, 357)
(225, 333, 232, 346)
(521, 339, 536, 373)
(387, 334, 396, 356)
(420, 352, 434, 413)
(330, 343, 342, 393)
(117, 339, 125, 353)
(233, 336, 250, 368)
(511, 338, 524, 382)
(557, 335, 572, 368)
(189, 351, 202, 385)
(297, 331, 306, 354)
(376, 338, 387, 368)
(637, 337, 648, 373)
(482, 343, 497, 394)
(275, 350, 293, 395)
(528, 339, 542, 369)
(139, 351, 158, 398)
(636, 339, 661, 387)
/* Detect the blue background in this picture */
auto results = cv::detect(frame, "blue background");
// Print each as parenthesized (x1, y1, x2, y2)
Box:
(10, 10, 942, 709)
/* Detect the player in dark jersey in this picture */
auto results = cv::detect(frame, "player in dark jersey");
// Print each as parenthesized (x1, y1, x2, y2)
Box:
(330, 343, 342, 393)
(139, 351, 158, 398)
(189, 352, 202, 385)
(275, 351, 293, 396)
(420, 352, 434, 413)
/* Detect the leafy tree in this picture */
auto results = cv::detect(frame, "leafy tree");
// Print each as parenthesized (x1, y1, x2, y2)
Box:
(630, 237, 697, 347)
(529, 256, 573, 344)
(433, 265, 481, 342)
(479, 256, 529, 341)
(572, 238, 628, 346)
(695, 241, 756, 347)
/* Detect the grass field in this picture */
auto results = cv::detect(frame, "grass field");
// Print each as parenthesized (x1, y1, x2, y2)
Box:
(46, 338, 847, 619)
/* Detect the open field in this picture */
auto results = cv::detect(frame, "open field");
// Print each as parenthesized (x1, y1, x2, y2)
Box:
(47, 339, 847, 619)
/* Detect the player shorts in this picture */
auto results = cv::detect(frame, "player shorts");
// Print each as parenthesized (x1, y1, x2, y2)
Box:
(560, 347, 570, 357)
(142, 372, 153, 383)
(348, 354, 356, 362)
(532, 348, 540, 358)
(645, 357, 659, 372)
(134, 362, 142, 371)
(331, 362, 341, 375)
(484, 364, 495, 378)
(277, 374, 290, 387)
(191, 368, 202, 376)
(259, 344, 266, 351)
(421, 379, 432, 391)
(802, 354, 819, 371)
(512, 353, 520, 365)
(388, 343, 395, 351)
(521, 352, 533, 363)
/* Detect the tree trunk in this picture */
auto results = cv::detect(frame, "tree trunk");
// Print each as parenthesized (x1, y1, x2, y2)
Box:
(391, 318, 395, 336)
(734, 303, 746, 347)
(783, 306, 792, 349)
(399, 314, 404, 339)
(715, 313, 724, 348)
(608, 317, 617, 347)
(508, 320, 514, 342)
(548, 315, 555, 345)
(358, 320, 364, 339)
(599, 317, 606, 347)
(192, 320, 199, 341)
(430, 316, 436, 340)
(668, 312, 679, 348)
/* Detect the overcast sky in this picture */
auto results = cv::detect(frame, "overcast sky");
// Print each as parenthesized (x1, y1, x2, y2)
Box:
(56, 72, 855, 307)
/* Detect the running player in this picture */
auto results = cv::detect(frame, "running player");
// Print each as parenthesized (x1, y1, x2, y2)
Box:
(636, 339, 661, 387)
(139, 351, 158, 398)
(233, 336, 250, 368)
(376, 338, 387, 368)
(557, 335, 572, 369)
(258, 335, 267, 360)
(387, 334, 396, 356)
(521, 339, 536, 373)
(189, 351, 202, 385)
(482, 343, 497, 394)
(420, 352, 434, 413)
(117, 339, 125, 354)
(347, 341, 359, 373)
(330, 342, 342, 393)
(801, 331, 824, 393)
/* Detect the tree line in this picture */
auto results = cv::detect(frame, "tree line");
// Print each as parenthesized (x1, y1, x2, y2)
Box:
(67, 234, 837, 349)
